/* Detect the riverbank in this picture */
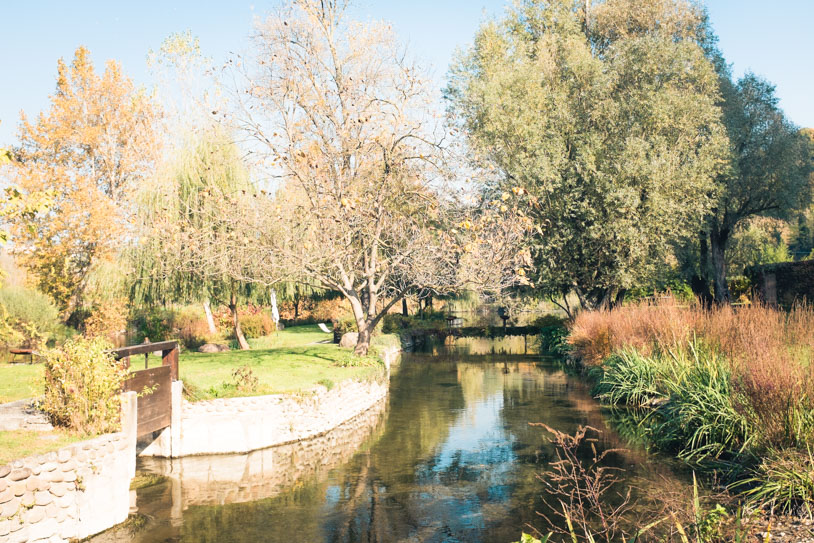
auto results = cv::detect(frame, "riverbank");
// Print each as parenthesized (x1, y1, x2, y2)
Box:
(563, 298, 814, 517)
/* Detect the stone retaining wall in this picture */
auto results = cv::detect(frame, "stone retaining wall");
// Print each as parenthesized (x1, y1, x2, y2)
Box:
(0, 393, 137, 543)
(141, 346, 399, 458)
(140, 396, 386, 509)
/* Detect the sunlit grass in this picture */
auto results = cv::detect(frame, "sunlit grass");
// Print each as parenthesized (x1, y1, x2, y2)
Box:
(0, 362, 43, 403)
(0, 429, 83, 465)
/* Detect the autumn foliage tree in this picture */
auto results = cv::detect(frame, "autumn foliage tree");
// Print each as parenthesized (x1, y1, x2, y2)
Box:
(11, 46, 159, 312)
(222, 1, 448, 354)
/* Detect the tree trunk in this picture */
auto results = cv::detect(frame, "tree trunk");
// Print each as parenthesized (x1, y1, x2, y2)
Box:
(293, 295, 300, 320)
(354, 325, 372, 356)
(690, 230, 714, 307)
(229, 292, 250, 350)
(203, 299, 217, 335)
(402, 297, 408, 316)
(710, 228, 731, 304)
(269, 288, 280, 330)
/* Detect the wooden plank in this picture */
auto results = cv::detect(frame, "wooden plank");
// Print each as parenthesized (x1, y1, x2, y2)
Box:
(124, 365, 173, 437)
(112, 341, 178, 360)
(123, 365, 171, 394)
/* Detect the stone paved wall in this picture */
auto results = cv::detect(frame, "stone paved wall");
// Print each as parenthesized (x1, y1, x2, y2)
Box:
(0, 393, 136, 543)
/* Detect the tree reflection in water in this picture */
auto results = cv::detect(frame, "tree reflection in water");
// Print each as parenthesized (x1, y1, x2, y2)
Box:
(94, 355, 688, 543)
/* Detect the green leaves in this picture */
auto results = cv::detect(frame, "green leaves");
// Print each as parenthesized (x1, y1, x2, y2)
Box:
(448, 0, 728, 307)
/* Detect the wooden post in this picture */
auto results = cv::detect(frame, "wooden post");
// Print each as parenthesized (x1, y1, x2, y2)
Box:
(162, 344, 179, 381)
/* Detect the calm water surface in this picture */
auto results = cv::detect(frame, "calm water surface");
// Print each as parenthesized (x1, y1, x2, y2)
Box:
(95, 345, 684, 543)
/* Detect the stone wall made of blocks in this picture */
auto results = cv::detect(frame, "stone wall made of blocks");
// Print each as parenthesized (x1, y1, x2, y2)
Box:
(0, 432, 134, 543)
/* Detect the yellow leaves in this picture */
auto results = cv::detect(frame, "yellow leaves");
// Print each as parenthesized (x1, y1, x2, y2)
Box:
(340, 197, 351, 209)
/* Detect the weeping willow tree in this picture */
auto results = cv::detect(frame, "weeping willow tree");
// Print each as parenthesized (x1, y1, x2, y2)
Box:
(130, 127, 266, 349)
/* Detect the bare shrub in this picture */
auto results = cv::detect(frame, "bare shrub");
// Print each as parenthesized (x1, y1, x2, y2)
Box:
(533, 423, 634, 543)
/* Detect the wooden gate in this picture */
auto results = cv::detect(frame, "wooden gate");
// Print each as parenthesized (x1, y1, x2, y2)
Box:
(112, 341, 179, 437)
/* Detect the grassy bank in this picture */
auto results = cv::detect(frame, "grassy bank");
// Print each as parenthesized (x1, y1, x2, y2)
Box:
(1, 325, 397, 404)
(566, 299, 814, 515)
(0, 429, 84, 465)
(172, 325, 395, 401)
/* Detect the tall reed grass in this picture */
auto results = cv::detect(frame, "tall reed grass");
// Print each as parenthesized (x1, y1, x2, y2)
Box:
(569, 298, 814, 513)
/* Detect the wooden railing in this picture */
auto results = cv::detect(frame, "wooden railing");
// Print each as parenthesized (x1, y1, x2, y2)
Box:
(111, 340, 179, 381)
(111, 341, 179, 437)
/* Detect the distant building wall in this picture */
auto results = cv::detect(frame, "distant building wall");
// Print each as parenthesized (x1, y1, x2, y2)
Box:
(749, 260, 814, 307)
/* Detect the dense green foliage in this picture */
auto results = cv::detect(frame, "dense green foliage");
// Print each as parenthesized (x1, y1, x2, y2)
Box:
(447, 0, 728, 310)
(0, 285, 66, 347)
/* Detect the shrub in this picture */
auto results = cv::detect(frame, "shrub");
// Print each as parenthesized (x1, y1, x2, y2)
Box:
(130, 308, 175, 343)
(332, 314, 357, 334)
(0, 285, 62, 347)
(172, 306, 214, 349)
(380, 313, 413, 333)
(740, 449, 814, 517)
(238, 312, 276, 338)
(41, 336, 129, 435)
(130, 306, 218, 349)
(531, 314, 569, 355)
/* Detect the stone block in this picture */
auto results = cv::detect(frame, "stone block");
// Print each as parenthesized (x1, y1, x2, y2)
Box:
(59, 459, 76, 472)
(0, 488, 13, 504)
(26, 476, 43, 491)
(35, 490, 53, 506)
(24, 505, 46, 523)
(62, 471, 77, 483)
(20, 490, 35, 507)
(0, 497, 19, 517)
(8, 468, 31, 481)
(49, 482, 70, 498)
(11, 481, 26, 496)
(57, 449, 72, 463)
(45, 470, 63, 483)
(0, 465, 9, 478)
(41, 462, 58, 473)
(0, 519, 9, 536)
(45, 502, 58, 518)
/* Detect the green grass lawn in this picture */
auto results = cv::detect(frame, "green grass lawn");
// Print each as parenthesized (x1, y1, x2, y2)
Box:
(0, 362, 43, 403)
(0, 430, 84, 465)
(164, 325, 392, 401)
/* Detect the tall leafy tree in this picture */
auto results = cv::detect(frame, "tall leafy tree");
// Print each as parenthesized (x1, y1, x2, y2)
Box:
(12, 47, 159, 312)
(700, 74, 811, 302)
(226, 0, 528, 354)
(447, 0, 728, 312)
(132, 127, 260, 349)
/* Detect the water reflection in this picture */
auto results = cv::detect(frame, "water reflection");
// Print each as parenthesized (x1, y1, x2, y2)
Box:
(96, 356, 686, 543)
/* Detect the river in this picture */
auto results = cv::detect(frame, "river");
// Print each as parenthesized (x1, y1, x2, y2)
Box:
(93, 340, 686, 542)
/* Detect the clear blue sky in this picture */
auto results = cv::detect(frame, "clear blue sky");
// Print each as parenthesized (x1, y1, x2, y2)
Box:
(1, 1, 812, 146)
